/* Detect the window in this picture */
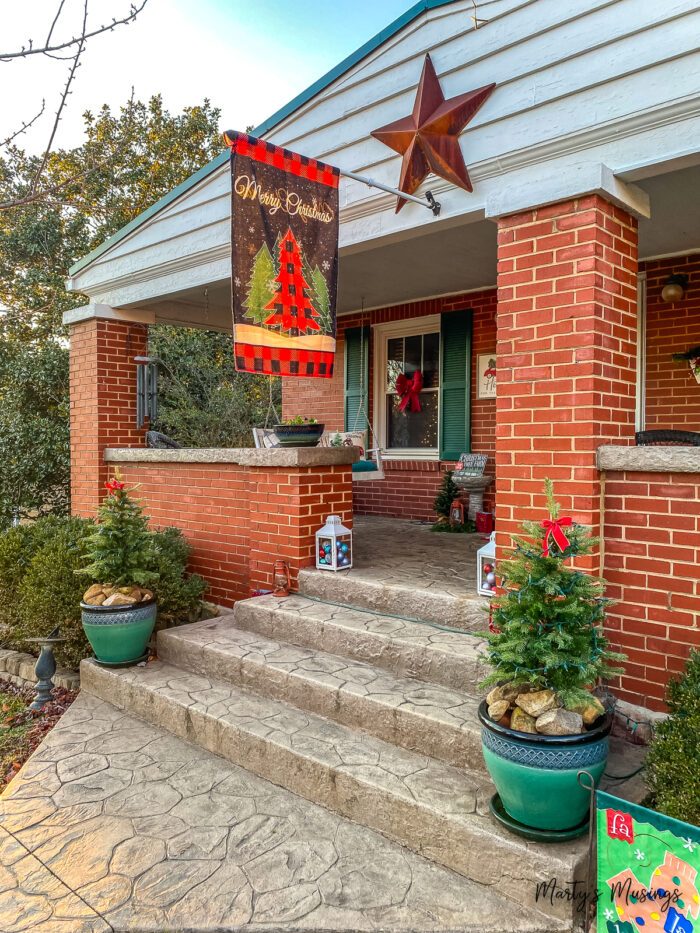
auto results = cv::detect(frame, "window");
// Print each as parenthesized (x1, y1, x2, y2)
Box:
(374, 315, 441, 457)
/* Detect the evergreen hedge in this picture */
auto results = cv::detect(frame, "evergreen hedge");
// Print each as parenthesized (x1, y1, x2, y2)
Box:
(0, 516, 207, 669)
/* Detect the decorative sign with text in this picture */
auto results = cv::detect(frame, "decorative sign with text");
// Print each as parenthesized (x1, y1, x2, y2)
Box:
(225, 131, 339, 378)
(597, 791, 700, 933)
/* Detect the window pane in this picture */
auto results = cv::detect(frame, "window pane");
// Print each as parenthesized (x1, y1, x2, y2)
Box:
(386, 337, 403, 391)
(422, 331, 440, 388)
(404, 334, 422, 377)
(387, 392, 438, 448)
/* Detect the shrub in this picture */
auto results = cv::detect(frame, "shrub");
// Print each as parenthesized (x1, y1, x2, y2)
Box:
(644, 650, 700, 826)
(0, 516, 207, 669)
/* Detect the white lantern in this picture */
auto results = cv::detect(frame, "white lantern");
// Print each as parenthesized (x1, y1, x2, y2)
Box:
(316, 515, 353, 571)
(477, 531, 496, 597)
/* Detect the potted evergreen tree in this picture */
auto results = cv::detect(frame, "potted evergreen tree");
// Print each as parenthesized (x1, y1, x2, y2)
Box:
(79, 470, 159, 665)
(478, 480, 626, 839)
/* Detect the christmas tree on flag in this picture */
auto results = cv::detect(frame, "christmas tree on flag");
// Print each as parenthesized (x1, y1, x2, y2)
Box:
(242, 243, 276, 323)
(263, 228, 322, 336)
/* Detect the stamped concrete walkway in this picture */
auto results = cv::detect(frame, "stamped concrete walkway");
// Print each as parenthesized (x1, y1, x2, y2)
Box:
(0, 693, 563, 933)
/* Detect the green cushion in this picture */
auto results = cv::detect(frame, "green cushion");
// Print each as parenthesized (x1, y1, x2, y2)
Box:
(352, 460, 378, 473)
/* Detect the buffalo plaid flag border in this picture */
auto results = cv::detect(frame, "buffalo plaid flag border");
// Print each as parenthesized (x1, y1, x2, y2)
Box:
(234, 343, 334, 378)
(224, 130, 339, 189)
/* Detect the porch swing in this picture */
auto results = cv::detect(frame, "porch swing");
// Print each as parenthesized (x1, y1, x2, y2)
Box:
(347, 320, 385, 482)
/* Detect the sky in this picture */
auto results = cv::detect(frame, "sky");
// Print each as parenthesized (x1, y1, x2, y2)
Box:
(1, 0, 413, 155)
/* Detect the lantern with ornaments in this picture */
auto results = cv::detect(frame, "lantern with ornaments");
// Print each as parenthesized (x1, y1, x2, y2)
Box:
(316, 515, 353, 571)
(477, 531, 496, 597)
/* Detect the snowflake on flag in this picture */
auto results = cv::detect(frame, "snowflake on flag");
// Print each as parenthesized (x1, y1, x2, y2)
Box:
(234, 276, 241, 288)
(683, 838, 696, 853)
(634, 849, 645, 861)
(322, 260, 330, 272)
(604, 909, 615, 921)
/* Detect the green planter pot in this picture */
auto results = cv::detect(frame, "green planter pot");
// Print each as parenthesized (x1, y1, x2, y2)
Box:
(478, 699, 612, 834)
(274, 423, 324, 447)
(81, 597, 157, 665)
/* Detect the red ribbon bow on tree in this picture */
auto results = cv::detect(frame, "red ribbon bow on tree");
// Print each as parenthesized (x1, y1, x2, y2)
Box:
(396, 371, 423, 412)
(541, 516, 573, 557)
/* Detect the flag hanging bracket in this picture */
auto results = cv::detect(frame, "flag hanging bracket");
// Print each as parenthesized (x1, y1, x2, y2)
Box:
(339, 167, 441, 216)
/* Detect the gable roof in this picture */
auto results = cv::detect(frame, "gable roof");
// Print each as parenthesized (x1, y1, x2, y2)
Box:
(69, 0, 458, 277)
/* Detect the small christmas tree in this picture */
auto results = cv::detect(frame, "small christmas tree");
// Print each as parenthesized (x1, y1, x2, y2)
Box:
(80, 470, 159, 589)
(480, 479, 625, 709)
(433, 471, 460, 522)
(263, 228, 321, 336)
(243, 243, 276, 323)
(311, 264, 332, 334)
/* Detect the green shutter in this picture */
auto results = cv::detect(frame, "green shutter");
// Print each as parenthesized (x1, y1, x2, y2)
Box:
(344, 326, 369, 433)
(439, 309, 472, 461)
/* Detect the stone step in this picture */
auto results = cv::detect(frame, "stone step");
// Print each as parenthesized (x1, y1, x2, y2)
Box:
(297, 565, 486, 632)
(81, 658, 584, 926)
(158, 617, 485, 772)
(231, 593, 488, 693)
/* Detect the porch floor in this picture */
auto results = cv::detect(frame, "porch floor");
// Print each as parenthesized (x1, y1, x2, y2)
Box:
(299, 516, 486, 631)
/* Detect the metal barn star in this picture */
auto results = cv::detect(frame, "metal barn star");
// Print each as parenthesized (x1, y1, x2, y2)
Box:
(371, 53, 495, 212)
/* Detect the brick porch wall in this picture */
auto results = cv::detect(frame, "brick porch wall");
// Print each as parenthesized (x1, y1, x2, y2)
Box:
(108, 459, 353, 606)
(641, 252, 700, 431)
(281, 289, 498, 521)
(69, 317, 149, 516)
(603, 469, 700, 711)
(496, 195, 638, 574)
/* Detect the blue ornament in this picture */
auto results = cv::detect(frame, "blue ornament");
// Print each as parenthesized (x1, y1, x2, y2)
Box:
(324, 544, 331, 553)
(341, 543, 349, 553)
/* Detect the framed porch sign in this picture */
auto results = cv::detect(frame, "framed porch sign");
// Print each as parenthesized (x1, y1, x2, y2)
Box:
(476, 352, 497, 399)
(225, 130, 339, 378)
(596, 790, 700, 932)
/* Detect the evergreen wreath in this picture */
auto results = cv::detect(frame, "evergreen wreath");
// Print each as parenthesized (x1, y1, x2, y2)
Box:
(480, 479, 626, 709)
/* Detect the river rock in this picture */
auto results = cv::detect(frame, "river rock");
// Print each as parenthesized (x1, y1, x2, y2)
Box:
(510, 707, 538, 734)
(488, 700, 510, 722)
(83, 584, 104, 603)
(103, 592, 138, 607)
(535, 708, 583, 736)
(515, 689, 560, 718)
(569, 695, 606, 726)
(486, 682, 532, 706)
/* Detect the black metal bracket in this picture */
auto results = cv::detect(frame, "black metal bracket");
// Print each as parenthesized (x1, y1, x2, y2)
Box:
(425, 191, 441, 216)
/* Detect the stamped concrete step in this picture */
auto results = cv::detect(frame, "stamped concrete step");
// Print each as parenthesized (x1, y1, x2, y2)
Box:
(158, 616, 485, 771)
(80, 658, 585, 926)
(298, 565, 486, 632)
(231, 593, 489, 693)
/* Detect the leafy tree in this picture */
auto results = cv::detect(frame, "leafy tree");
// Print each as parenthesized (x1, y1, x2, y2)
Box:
(149, 327, 281, 447)
(0, 95, 225, 527)
(480, 479, 626, 708)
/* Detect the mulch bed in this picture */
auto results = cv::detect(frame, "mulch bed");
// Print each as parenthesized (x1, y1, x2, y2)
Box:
(0, 678, 78, 790)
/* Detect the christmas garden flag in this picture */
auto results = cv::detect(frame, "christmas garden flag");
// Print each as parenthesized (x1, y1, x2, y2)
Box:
(596, 790, 700, 932)
(225, 130, 339, 378)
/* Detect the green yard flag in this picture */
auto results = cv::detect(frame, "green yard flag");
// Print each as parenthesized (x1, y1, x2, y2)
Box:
(596, 790, 700, 933)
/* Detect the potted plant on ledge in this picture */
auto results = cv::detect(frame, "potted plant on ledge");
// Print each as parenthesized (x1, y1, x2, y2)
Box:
(478, 479, 626, 841)
(79, 470, 159, 665)
(275, 416, 324, 447)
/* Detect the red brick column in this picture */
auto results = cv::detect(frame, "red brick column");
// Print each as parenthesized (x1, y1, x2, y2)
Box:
(69, 316, 148, 516)
(496, 195, 638, 570)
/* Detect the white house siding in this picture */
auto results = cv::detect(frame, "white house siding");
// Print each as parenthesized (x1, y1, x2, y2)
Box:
(68, 0, 700, 312)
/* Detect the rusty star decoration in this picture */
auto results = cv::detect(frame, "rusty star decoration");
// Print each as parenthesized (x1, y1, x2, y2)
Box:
(371, 53, 495, 212)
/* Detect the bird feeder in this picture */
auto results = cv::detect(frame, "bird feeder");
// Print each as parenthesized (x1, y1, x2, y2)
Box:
(316, 515, 352, 571)
(477, 531, 496, 597)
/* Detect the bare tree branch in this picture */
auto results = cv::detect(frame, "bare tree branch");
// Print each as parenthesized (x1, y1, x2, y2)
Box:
(0, 0, 149, 61)
(3, 101, 46, 146)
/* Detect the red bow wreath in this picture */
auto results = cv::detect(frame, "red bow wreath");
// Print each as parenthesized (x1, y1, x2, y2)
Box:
(396, 370, 423, 413)
(541, 516, 573, 557)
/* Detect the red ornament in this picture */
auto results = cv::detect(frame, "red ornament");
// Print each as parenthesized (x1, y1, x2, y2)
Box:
(371, 53, 495, 212)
